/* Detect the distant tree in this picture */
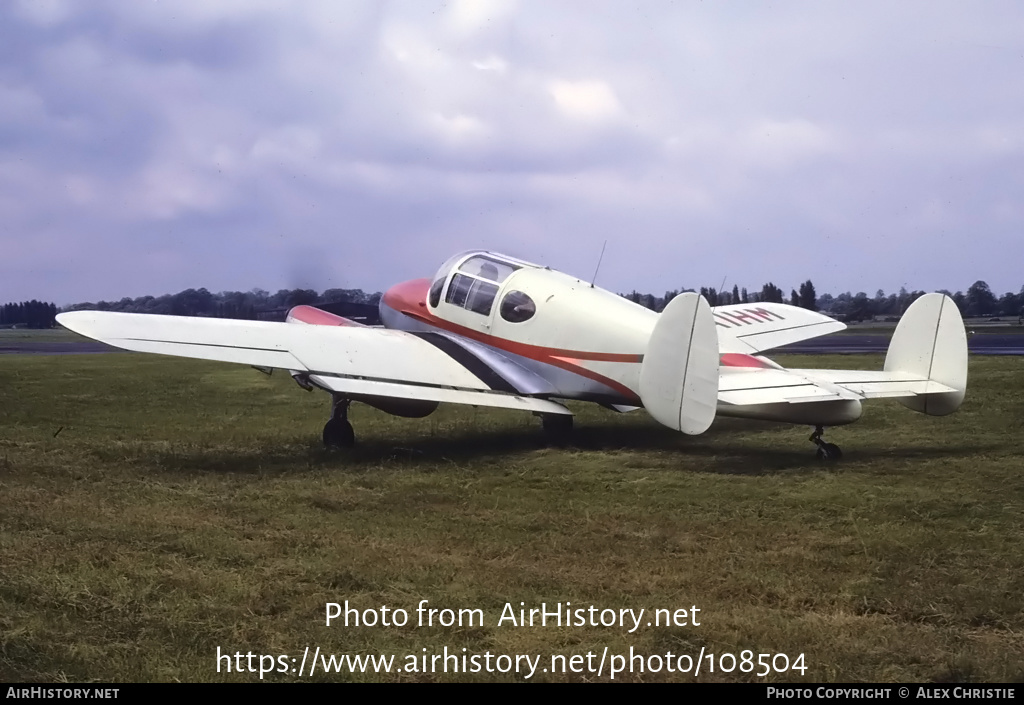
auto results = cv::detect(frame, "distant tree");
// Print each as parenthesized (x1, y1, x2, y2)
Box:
(848, 292, 871, 322)
(286, 288, 319, 308)
(170, 288, 213, 316)
(965, 280, 997, 317)
(695, 287, 720, 306)
(321, 288, 370, 304)
(741, 287, 749, 304)
(789, 289, 799, 307)
(0, 300, 57, 328)
(996, 291, 1020, 317)
(759, 282, 784, 303)
(248, 289, 270, 310)
(951, 290, 966, 314)
(895, 286, 909, 314)
(906, 290, 927, 309)
(269, 289, 292, 308)
(150, 294, 173, 315)
(798, 280, 817, 310)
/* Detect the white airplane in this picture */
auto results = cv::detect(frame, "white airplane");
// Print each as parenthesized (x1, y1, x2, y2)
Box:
(57, 250, 967, 460)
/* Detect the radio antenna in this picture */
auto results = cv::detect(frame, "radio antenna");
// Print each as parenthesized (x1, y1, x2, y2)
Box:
(590, 240, 608, 289)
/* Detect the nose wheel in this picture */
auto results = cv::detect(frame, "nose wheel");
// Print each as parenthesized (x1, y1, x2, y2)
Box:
(810, 425, 842, 461)
(323, 396, 355, 448)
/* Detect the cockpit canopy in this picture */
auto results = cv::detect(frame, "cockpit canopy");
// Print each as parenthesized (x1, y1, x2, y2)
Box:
(428, 250, 540, 321)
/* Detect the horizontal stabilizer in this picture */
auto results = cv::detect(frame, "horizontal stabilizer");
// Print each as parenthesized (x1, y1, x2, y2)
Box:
(786, 369, 959, 399)
(718, 366, 959, 406)
(714, 302, 845, 354)
(639, 293, 719, 434)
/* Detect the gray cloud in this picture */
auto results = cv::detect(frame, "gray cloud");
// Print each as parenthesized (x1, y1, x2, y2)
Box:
(2, 0, 1023, 305)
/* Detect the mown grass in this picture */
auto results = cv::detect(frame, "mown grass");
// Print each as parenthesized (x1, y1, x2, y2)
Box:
(0, 352, 1022, 682)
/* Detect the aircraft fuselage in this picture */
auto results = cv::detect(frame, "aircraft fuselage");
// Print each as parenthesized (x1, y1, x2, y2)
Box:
(374, 251, 862, 427)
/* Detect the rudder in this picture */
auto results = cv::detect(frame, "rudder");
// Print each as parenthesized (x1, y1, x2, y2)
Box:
(639, 293, 720, 434)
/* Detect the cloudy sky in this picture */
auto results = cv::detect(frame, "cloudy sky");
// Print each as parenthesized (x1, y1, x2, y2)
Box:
(2, 0, 1023, 305)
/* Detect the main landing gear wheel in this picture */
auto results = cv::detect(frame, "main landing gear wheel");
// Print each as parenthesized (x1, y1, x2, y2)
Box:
(323, 397, 355, 449)
(810, 425, 842, 461)
(323, 417, 354, 448)
(540, 413, 573, 440)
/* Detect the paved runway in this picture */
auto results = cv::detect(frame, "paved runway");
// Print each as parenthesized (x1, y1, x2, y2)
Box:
(777, 334, 1024, 355)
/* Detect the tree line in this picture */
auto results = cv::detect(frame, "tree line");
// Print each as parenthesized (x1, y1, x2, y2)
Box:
(7, 279, 1023, 330)
(623, 280, 1024, 321)
(0, 301, 59, 328)
(625, 280, 820, 312)
(61, 287, 383, 320)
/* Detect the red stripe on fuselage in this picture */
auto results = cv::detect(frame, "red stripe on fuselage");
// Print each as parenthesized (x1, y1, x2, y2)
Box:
(382, 278, 642, 401)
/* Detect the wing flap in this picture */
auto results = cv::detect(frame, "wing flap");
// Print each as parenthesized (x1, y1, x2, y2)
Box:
(309, 375, 573, 415)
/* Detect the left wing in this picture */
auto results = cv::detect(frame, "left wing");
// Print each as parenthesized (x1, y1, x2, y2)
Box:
(712, 303, 845, 354)
(56, 311, 572, 416)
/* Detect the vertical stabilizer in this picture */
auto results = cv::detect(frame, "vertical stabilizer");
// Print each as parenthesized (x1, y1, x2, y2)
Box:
(884, 293, 967, 415)
(639, 293, 720, 434)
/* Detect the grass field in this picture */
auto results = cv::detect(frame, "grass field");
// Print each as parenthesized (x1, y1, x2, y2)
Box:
(1, 352, 1022, 682)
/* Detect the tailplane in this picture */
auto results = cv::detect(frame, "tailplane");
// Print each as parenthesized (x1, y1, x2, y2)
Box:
(639, 293, 720, 434)
(883, 293, 967, 415)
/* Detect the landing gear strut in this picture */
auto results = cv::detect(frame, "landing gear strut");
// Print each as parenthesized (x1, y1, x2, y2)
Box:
(810, 425, 842, 461)
(323, 395, 355, 448)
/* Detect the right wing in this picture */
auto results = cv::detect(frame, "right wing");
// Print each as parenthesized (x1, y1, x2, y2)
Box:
(56, 311, 571, 416)
(713, 302, 845, 354)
